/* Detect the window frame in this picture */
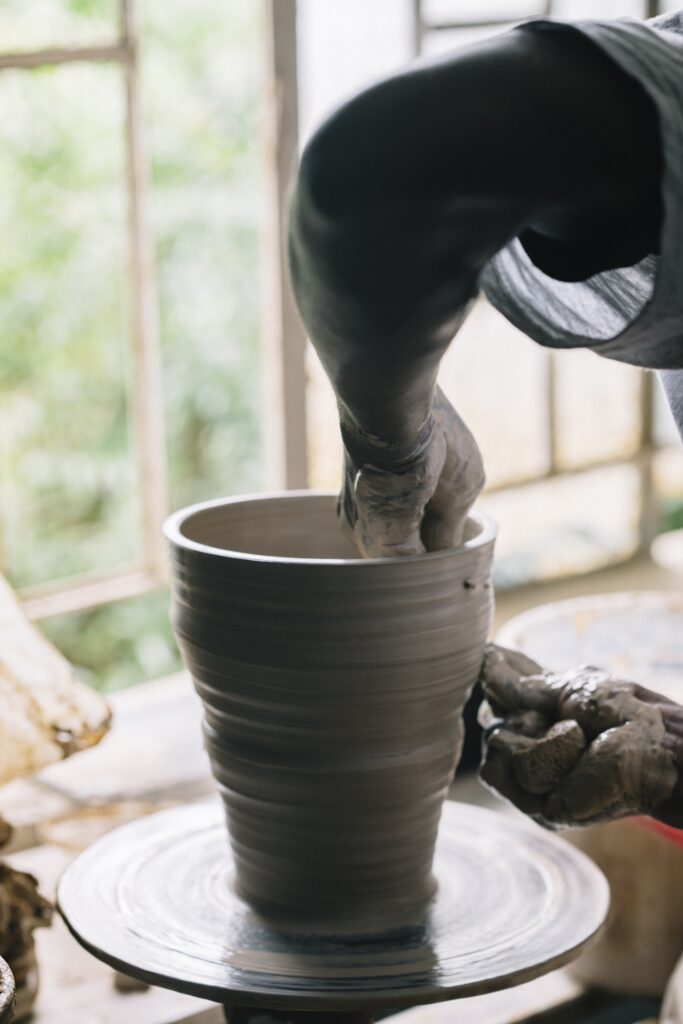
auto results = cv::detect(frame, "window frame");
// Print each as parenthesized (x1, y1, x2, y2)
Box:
(411, 0, 662, 554)
(2, 0, 306, 622)
(4, 0, 670, 624)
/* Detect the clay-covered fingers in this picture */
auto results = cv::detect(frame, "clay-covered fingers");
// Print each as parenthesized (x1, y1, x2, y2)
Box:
(480, 679, 680, 828)
(337, 388, 485, 558)
(481, 643, 546, 684)
(344, 461, 436, 557)
(541, 725, 638, 826)
(480, 643, 558, 720)
(479, 724, 547, 820)
(553, 669, 641, 739)
(420, 389, 485, 551)
(337, 449, 427, 557)
(542, 714, 679, 826)
(420, 480, 471, 552)
(480, 718, 628, 828)
(337, 414, 447, 558)
(479, 709, 588, 825)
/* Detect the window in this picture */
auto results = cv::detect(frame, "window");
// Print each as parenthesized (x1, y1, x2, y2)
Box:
(1, 0, 281, 690)
(3, 0, 681, 690)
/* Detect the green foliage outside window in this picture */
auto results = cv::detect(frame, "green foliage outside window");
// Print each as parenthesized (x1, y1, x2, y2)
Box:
(1, 0, 264, 692)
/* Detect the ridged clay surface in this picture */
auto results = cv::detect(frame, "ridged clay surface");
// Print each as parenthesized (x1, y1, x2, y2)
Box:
(165, 492, 495, 933)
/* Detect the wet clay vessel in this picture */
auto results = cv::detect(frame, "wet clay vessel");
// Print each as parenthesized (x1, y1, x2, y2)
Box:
(165, 492, 495, 934)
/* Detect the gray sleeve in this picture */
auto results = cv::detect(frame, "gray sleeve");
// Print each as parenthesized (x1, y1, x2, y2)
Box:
(481, 13, 683, 373)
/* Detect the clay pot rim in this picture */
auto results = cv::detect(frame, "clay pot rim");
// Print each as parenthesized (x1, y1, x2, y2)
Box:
(164, 490, 497, 566)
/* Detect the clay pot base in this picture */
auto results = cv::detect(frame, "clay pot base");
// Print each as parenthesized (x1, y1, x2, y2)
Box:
(58, 799, 608, 1014)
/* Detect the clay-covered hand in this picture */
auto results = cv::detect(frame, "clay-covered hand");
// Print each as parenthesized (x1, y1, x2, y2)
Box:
(338, 387, 485, 558)
(478, 643, 683, 830)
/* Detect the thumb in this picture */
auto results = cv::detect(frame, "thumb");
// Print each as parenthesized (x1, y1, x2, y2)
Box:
(420, 480, 471, 550)
(543, 728, 632, 826)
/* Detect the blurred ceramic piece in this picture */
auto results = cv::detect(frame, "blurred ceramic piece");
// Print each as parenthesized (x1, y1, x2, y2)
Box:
(651, 528, 683, 574)
(0, 572, 111, 786)
(165, 492, 495, 934)
(0, 860, 51, 1022)
(0, 956, 14, 1024)
(0, 573, 108, 1020)
(498, 591, 683, 997)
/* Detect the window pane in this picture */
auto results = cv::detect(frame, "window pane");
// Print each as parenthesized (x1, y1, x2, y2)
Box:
(422, 26, 517, 56)
(421, 0, 645, 22)
(421, 2, 647, 55)
(0, 62, 140, 589)
(552, 1, 644, 16)
(0, 0, 118, 54)
(654, 445, 683, 531)
(306, 301, 550, 493)
(142, 0, 264, 508)
(307, 346, 342, 491)
(439, 300, 549, 488)
(41, 586, 180, 693)
(483, 464, 642, 588)
(553, 350, 643, 470)
(422, 0, 540, 18)
(298, 0, 411, 140)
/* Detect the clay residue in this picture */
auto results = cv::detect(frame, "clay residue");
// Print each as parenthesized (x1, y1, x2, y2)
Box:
(513, 720, 587, 796)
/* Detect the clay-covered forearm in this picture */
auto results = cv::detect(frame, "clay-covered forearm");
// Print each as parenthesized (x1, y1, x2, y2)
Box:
(288, 25, 661, 456)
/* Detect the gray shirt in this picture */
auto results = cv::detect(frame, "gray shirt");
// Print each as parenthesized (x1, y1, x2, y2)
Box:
(482, 11, 683, 437)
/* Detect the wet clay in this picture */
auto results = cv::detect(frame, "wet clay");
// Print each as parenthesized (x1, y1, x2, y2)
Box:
(339, 387, 486, 558)
(165, 493, 495, 933)
(481, 644, 681, 827)
(512, 720, 587, 796)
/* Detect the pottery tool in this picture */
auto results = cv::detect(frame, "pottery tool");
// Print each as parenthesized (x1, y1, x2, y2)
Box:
(58, 797, 608, 1024)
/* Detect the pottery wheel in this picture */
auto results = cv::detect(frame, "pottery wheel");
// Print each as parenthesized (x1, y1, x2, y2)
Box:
(58, 799, 608, 1012)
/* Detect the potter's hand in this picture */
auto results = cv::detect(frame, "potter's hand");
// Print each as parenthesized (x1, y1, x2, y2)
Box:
(478, 643, 683, 829)
(338, 388, 484, 558)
